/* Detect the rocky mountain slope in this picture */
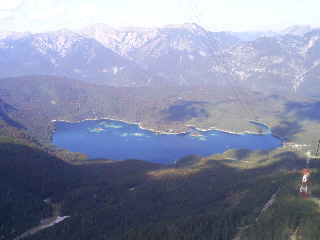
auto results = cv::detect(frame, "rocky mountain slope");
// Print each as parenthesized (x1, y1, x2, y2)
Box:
(229, 30, 278, 41)
(0, 23, 319, 96)
(222, 30, 320, 96)
(279, 25, 314, 36)
(0, 29, 158, 86)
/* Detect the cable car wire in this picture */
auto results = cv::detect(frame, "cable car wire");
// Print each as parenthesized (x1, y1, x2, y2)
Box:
(178, 0, 275, 149)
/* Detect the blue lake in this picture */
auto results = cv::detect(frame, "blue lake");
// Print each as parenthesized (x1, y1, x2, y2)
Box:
(52, 119, 281, 164)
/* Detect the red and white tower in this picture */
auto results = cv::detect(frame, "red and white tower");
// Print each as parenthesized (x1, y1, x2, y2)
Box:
(299, 168, 309, 199)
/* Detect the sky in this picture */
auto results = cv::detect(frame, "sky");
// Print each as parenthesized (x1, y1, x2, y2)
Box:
(0, 0, 319, 33)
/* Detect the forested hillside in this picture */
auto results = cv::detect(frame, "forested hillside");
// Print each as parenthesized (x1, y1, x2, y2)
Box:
(2, 137, 320, 239)
(1, 75, 320, 239)
(1, 75, 320, 153)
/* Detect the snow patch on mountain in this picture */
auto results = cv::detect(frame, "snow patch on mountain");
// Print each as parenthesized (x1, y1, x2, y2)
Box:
(0, 30, 31, 41)
(300, 35, 318, 55)
(33, 29, 83, 57)
(112, 67, 118, 74)
(279, 25, 313, 36)
(199, 50, 206, 56)
(77, 23, 158, 57)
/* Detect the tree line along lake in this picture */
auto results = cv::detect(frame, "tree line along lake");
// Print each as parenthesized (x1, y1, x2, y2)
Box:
(52, 119, 282, 164)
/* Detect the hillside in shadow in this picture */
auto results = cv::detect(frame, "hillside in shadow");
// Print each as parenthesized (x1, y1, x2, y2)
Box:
(284, 100, 320, 123)
(2, 138, 317, 240)
(162, 100, 210, 122)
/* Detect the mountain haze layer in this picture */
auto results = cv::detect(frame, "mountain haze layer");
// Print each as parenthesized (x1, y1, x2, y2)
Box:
(0, 24, 319, 95)
(2, 20, 320, 240)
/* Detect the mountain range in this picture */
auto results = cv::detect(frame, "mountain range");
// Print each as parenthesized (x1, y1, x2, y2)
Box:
(2, 23, 320, 240)
(0, 23, 319, 96)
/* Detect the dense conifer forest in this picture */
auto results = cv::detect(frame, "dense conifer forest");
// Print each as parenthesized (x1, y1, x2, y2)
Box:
(1, 76, 320, 239)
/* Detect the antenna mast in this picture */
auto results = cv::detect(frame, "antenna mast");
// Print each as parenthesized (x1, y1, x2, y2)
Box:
(299, 168, 309, 199)
(299, 139, 320, 199)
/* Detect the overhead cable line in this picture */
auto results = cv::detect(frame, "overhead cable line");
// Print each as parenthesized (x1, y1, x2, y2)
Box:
(180, 0, 261, 123)
(178, 1, 276, 151)
(311, 139, 320, 169)
(177, 1, 245, 110)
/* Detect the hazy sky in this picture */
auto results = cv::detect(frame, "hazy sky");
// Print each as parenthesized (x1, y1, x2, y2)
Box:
(0, 0, 319, 33)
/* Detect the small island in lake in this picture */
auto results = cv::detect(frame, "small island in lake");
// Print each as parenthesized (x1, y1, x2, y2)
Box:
(190, 131, 203, 137)
(91, 127, 103, 132)
(131, 132, 143, 136)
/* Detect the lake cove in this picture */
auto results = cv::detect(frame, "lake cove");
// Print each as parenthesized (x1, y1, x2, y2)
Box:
(52, 119, 281, 164)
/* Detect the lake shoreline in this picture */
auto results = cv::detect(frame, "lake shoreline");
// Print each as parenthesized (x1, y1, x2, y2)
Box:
(51, 118, 274, 137)
(52, 119, 282, 162)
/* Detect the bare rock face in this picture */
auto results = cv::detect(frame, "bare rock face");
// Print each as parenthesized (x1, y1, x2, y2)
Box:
(0, 24, 319, 96)
(279, 25, 314, 36)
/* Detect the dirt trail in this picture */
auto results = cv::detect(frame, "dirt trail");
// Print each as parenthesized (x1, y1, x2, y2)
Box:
(14, 202, 61, 239)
